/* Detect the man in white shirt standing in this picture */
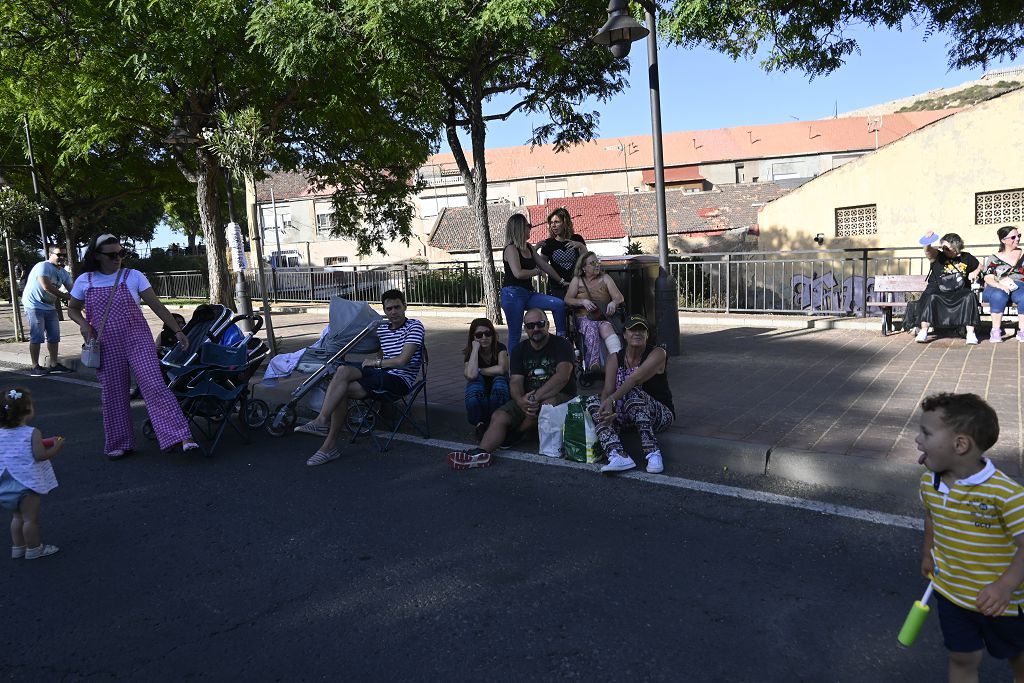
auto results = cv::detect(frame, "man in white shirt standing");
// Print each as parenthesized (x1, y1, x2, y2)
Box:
(21, 245, 73, 376)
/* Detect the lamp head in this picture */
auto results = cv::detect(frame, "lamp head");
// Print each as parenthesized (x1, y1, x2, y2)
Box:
(592, 0, 648, 57)
(814, 233, 825, 246)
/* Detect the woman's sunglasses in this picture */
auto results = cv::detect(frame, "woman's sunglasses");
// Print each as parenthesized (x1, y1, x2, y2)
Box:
(474, 330, 493, 339)
(99, 249, 128, 259)
(1007, 234, 1020, 241)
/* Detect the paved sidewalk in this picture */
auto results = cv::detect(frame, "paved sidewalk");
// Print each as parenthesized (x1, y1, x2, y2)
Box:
(1, 304, 1021, 483)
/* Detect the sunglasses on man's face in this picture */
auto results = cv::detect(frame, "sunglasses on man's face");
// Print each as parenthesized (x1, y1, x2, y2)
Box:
(474, 330, 493, 339)
(524, 321, 547, 330)
(99, 249, 128, 259)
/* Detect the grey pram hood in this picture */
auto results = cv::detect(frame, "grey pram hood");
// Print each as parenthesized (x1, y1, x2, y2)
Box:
(297, 296, 381, 372)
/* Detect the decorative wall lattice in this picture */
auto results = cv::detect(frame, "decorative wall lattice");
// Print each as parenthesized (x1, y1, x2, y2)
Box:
(976, 189, 1024, 225)
(835, 204, 877, 237)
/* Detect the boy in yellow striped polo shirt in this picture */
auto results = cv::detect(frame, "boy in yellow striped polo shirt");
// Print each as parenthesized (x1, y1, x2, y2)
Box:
(917, 392, 1024, 681)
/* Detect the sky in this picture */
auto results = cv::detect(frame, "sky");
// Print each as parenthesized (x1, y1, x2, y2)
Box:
(148, 21, 1022, 249)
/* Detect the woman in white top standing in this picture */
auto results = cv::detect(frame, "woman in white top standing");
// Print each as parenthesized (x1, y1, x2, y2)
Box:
(66, 234, 198, 460)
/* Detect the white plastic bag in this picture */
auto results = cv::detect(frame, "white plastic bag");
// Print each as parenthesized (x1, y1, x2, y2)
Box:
(538, 402, 570, 457)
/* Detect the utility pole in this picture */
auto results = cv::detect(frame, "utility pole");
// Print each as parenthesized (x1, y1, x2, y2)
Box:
(22, 115, 48, 252)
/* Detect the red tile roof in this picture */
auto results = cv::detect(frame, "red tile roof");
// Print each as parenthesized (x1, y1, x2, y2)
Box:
(525, 195, 627, 242)
(641, 166, 705, 185)
(618, 183, 792, 237)
(425, 111, 958, 182)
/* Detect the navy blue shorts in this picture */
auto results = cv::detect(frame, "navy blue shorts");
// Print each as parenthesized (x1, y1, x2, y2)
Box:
(936, 591, 1024, 658)
(357, 367, 410, 397)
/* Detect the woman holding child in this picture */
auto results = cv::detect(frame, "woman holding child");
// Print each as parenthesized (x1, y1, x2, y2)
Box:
(463, 318, 510, 440)
(564, 252, 624, 373)
(585, 315, 674, 476)
(915, 232, 982, 345)
(980, 226, 1024, 343)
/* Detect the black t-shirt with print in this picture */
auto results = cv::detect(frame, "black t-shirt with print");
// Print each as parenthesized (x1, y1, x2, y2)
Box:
(538, 234, 587, 286)
(928, 252, 979, 292)
(509, 334, 576, 396)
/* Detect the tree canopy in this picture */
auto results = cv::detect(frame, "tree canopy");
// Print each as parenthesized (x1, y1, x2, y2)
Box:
(660, 0, 1024, 78)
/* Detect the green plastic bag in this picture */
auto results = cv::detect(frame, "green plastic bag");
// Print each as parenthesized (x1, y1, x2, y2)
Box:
(562, 397, 598, 463)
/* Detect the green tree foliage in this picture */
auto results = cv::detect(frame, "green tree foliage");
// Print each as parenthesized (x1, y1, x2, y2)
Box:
(660, 0, 1024, 77)
(342, 0, 629, 322)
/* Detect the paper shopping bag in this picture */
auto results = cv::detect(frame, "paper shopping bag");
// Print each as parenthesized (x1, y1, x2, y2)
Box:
(538, 402, 569, 457)
(562, 397, 598, 463)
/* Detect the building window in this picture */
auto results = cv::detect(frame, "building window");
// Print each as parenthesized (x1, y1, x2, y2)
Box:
(735, 164, 745, 183)
(517, 196, 527, 206)
(835, 204, 877, 237)
(976, 188, 1024, 225)
(315, 204, 335, 235)
(324, 256, 349, 266)
(571, 191, 585, 197)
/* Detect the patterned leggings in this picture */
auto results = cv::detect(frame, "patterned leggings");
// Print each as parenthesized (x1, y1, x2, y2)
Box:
(576, 316, 610, 369)
(584, 388, 674, 455)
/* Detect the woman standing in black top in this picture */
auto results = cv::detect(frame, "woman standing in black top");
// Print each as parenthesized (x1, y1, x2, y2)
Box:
(916, 232, 982, 344)
(584, 315, 673, 475)
(499, 214, 569, 354)
(536, 207, 586, 302)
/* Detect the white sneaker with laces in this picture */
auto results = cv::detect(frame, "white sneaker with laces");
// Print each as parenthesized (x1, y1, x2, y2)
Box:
(915, 330, 928, 343)
(966, 331, 980, 345)
(600, 452, 636, 473)
(990, 329, 1004, 343)
(645, 451, 664, 473)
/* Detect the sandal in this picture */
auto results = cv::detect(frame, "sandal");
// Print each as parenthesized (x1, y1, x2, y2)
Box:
(182, 441, 201, 453)
(306, 448, 341, 467)
(295, 421, 330, 437)
(448, 449, 493, 470)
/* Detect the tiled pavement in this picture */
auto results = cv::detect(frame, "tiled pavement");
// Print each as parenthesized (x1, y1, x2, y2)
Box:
(3, 304, 1022, 477)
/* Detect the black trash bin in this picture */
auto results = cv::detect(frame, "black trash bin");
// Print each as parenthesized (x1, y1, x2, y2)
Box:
(599, 255, 661, 329)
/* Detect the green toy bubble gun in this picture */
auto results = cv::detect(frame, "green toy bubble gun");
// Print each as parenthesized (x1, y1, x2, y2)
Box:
(898, 579, 934, 648)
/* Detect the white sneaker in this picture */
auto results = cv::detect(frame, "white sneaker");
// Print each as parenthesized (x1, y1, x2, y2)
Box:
(1018, 329, 1024, 343)
(600, 453, 636, 473)
(645, 451, 664, 474)
(990, 329, 1004, 343)
(966, 332, 979, 345)
(24, 544, 59, 560)
(915, 330, 928, 343)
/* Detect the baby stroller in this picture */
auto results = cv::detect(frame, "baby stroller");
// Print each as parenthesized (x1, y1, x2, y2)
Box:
(143, 306, 271, 456)
(266, 296, 381, 436)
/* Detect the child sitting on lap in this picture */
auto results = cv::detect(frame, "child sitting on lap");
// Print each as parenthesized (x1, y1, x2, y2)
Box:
(916, 392, 1024, 681)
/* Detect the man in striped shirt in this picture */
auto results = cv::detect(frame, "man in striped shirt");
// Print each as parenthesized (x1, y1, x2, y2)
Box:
(917, 392, 1024, 681)
(297, 289, 424, 467)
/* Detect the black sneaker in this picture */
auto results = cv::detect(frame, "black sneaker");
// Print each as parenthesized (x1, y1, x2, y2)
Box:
(499, 430, 525, 450)
(48, 363, 73, 374)
(29, 366, 48, 377)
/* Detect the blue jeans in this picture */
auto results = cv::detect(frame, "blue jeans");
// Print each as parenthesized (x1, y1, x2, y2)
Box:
(26, 307, 60, 344)
(465, 375, 510, 425)
(982, 285, 1024, 314)
(500, 286, 566, 354)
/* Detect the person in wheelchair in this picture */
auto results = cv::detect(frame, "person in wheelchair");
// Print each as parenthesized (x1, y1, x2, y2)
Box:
(450, 309, 575, 468)
(564, 252, 624, 374)
(295, 289, 424, 467)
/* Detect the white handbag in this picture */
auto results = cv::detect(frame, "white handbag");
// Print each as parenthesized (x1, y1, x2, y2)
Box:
(80, 268, 123, 370)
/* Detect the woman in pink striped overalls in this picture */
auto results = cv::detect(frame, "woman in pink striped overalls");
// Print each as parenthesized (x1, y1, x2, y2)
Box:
(67, 235, 198, 459)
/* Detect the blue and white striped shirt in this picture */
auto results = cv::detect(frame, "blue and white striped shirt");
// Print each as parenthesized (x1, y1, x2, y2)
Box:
(378, 318, 424, 387)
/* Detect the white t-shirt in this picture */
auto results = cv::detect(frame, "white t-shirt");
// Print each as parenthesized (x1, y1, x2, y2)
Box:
(70, 269, 152, 305)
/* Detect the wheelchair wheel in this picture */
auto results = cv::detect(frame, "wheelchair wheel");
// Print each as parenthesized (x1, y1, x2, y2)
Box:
(243, 398, 270, 429)
(345, 400, 377, 436)
(142, 419, 156, 441)
(266, 403, 296, 437)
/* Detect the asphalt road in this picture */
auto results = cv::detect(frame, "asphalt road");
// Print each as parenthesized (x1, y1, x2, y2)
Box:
(0, 370, 1010, 681)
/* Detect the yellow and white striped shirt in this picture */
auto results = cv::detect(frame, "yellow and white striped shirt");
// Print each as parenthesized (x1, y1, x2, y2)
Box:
(921, 459, 1024, 615)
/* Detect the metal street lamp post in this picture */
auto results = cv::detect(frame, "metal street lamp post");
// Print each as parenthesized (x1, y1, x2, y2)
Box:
(593, 0, 680, 355)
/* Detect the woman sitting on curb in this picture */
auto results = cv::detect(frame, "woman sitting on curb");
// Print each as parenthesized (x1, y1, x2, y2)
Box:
(564, 251, 624, 373)
(585, 315, 674, 475)
(463, 318, 509, 441)
(980, 225, 1024, 343)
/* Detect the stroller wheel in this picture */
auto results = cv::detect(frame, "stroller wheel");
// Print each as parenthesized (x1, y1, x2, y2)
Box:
(266, 403, 297, 437)
(142, 419, 156, 441)
(244, 399, 269, 429)
(346, 400, 377, 436)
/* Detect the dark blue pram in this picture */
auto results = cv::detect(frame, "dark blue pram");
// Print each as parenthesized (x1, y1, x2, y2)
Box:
(143, 305, 270, 456)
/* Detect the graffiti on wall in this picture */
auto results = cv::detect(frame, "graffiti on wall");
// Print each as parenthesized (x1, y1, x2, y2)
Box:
(792, 272, 876, 313)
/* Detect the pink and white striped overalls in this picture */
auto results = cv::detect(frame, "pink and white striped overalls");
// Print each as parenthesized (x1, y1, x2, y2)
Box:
(85, 273, 192, 455)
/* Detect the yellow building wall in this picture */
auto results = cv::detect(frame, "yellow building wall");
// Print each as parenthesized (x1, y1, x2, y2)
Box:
(757, 88, 1024, 254)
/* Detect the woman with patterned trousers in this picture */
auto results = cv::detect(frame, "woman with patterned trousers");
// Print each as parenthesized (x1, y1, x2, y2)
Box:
(67, 235, 198, 460)
(585, 315, 674, 476)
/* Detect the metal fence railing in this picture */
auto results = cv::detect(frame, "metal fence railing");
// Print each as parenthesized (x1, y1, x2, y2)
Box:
(145, 244, 979, 317)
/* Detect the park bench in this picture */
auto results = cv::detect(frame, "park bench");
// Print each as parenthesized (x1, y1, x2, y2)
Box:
(874, 274, 1019, 337)
(874, 275, 928, 336)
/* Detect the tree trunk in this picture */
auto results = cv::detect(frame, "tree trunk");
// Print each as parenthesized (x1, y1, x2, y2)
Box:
(196, 152, 233, 307)
(187, 232, 197, 255)
(447, 107, 501, 324)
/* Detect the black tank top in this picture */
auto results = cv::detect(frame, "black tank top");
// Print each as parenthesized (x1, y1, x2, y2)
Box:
(617, 346, 674, 416)
(502, 246, 536, 290)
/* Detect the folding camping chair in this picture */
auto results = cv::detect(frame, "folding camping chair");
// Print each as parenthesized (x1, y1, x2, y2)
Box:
(345, 345, 430, 453)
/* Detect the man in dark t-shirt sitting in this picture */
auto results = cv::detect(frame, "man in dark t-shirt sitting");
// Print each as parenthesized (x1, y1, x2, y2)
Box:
(449, 308, 576, 468)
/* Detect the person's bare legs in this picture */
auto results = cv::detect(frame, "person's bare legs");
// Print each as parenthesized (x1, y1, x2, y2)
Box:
(317, 379, 368, 452)
(307, 366, 363, 429)
(993, 311, 1004, 335)
(948, 650, 983, 683)
(480, 410, 516, 453)
(11, 511, 24, 548)
(46, 341, 59, 367)
(28, 343, 41, 368)
(1010, 651, 1024, 682)
(18, 494, 41, 550)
